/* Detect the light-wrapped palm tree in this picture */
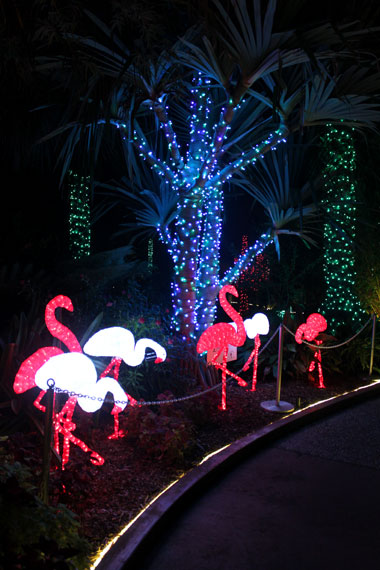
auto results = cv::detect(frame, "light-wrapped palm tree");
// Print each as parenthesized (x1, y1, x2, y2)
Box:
(38, 0, 380, 338)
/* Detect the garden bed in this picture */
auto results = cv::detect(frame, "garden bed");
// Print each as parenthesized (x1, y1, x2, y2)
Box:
(1, 371, 370, 566)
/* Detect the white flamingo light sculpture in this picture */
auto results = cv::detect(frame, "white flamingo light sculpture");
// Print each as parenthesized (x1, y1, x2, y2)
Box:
(83, 327, 167, 365)
(83, 327, 167, 431)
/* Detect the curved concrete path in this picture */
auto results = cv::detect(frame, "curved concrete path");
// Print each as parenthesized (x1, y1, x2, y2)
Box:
(95, 383, 380, 570)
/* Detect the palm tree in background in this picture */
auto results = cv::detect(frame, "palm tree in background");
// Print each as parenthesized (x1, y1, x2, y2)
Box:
(23, 0, 380, 338)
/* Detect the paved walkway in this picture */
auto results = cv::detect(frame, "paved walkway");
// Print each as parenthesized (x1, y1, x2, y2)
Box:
(124, 393, 380, 570)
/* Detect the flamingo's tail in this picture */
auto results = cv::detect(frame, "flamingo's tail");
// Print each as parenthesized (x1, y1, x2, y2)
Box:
(14, 347, 63, 393)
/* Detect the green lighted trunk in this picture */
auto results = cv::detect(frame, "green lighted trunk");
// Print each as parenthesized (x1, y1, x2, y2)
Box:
(320, 124, 364, 331)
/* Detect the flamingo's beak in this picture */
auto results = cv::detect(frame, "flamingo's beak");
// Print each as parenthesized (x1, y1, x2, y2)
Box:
(155, 357, 163, 363)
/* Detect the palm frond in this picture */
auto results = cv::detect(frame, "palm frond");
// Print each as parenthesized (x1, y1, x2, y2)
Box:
(176, 38, 230, 86)
(96, 171, 178, 234)
(83, 9, 130, 55)
(303, 74, 380, 129)
(240, 136, 321, 253)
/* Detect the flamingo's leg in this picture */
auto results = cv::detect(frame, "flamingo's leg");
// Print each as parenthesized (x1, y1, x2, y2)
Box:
(33, 389, 61, 465)
(212, 360, 247, 388)
(54, 397, 77, 469)
(251, 335, 261, 392)
(225, 367, 247, 387)
(33, 390, 47, 412)
(316, 347, 325, 389)
(243, 335, 261, 391)
(100, 358, 127, 439)
(54, 396, 105, 468)
(243, 350, 255, 372)
(210, 348, 224, 367)
(309, 354, 317, 373)
(219, 348, 228, 411)
(209, 348, 247, 409)
(127, 394, 139, 407)
(100, 357, 122, 380)
(56, 419, 105, 467)
(108, 405, 126, 439)
(65, 427, 104, 465)
(308, 340, 325, 388)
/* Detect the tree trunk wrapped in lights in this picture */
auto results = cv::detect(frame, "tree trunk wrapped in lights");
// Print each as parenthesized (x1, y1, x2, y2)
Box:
(146, 91, 287, 336)
(68, 170, 91, 260)
(124, 75, 288, 337)
(319, 124, 365, 331)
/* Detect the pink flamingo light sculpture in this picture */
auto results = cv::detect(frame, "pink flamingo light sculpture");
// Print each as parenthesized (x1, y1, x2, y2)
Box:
(295, 313, 327, 389)
(197, 284, 247, 410)
(14, 295, 109, 468)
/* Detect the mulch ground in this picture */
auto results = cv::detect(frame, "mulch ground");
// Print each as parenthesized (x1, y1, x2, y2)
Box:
(3, 372, 370, 561)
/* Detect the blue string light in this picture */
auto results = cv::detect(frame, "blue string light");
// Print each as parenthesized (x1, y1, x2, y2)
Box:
(109, 74, 288, 336)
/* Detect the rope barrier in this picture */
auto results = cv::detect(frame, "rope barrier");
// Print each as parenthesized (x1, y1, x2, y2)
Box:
(51, 328, 281, 406)
(257, 325, 280, 357)
(49, 317, 374, 408)
(54, 381, 224, 407)
(283, 317, 372, 350)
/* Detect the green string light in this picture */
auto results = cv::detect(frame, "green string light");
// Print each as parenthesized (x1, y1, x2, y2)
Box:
(68, 170, 91, 260)
(319, 124, 365, 332)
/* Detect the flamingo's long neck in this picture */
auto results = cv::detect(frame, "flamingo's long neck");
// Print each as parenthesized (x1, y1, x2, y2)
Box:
(45, 295, 82, 353)
(220, 288, 245, 345)
(131, 339, 154, 366)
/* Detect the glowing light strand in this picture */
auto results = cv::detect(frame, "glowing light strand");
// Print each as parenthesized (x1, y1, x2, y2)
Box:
(221, 233, 272, 287)
(106, 73, 288, 337)
(68, 170, 91, 260)
(319, 124, 365, 331)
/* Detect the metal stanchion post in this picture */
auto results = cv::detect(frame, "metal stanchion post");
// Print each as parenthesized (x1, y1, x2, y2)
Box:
(40, 379, 55, 505)
(261, 324, 294, 413)
(276, 324, 284, 406)
(369, 313, 376, 377)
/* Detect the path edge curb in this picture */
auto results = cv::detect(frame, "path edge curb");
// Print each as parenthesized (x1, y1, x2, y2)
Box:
(93, 379, 380, 569)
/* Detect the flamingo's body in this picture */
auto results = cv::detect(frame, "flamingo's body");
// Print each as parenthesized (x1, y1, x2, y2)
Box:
(295, 313, 327, 389)
(295, 313, 327, 343)
(83, 327, 167, 365)
(197, 284, 247, 410)
(34, 352, 128, 413)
